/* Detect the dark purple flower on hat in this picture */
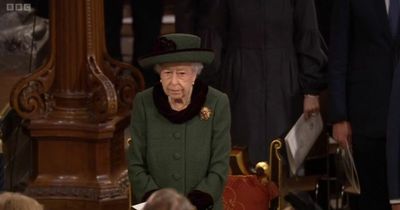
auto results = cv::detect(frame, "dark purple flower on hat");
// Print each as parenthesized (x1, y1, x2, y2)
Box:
(153, 37, 177, 53)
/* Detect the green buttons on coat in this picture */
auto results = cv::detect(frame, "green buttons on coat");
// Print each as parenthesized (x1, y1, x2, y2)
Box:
(172, 173, 182, 180)
(173, 132, 181, 139)
(173, 153, 182, 160)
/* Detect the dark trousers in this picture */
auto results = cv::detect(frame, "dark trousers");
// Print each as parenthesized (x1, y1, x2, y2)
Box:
(349, 135, 391, 210)
(104, 0, 124, 61)
(104, 0, 162, 87)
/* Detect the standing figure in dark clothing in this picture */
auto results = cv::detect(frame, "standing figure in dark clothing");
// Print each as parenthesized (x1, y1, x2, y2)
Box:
(328, 0, 397, 209)
(218, 0, 326, 165)
(104, 0, 164, 87)
(314, 0, 333, 46)
(131, 0, 164, 87)
(388, 52, 400, 210)
(104, 0, 124, 61)
(174, 0, 223, 89)
(386, 0, 400, 208)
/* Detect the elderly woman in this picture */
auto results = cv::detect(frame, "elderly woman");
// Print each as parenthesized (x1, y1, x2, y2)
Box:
(128, 33, 231, 210)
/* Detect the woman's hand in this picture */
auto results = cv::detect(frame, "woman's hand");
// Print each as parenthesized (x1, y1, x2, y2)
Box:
(303, 95, 320, 120)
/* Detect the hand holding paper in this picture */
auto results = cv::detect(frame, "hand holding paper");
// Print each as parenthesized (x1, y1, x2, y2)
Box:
(285, 113, 323, 175)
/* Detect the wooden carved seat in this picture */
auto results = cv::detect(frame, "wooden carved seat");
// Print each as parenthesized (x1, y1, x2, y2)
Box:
(232, 139, 323, 210)
(223, 146, 279, 210)
(270, 136, 336, 210)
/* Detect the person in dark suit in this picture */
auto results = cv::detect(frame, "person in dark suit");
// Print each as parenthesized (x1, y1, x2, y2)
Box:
(328, 0, 397, 209)
(103, 0, 163, 86)
(128, 33, 231, 210)
(387, 0, 400, 208)
(388, 53, 400, 210)
(104, 0, 124, 61)
(131, 0, 164, 88)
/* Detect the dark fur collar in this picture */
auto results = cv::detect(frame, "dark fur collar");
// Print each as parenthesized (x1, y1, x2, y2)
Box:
(153, 80, 208, 124)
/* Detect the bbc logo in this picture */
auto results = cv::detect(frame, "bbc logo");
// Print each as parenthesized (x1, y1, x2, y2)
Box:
(6, 3, 31, 11)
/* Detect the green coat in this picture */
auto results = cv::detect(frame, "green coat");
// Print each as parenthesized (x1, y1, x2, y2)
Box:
(128, 86, 231, 210)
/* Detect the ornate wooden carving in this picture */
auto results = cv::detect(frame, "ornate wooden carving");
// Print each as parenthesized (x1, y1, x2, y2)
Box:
(9, 0, 144, 209)
(10, 51, 55, 120)
(104, 55, 144, 112)
(10, 0, 144, 123)
(87, 55, 118, 122)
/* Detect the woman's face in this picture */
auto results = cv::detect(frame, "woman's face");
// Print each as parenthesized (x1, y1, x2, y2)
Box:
(159, 62, 197, 100)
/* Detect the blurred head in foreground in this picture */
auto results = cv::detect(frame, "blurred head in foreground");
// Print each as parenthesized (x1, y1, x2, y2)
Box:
(143, 188, 196, 210)
(0, 192, 43, 210)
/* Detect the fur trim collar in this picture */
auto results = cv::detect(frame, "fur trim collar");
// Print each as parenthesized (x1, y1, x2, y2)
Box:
(153, 80, 208, 124)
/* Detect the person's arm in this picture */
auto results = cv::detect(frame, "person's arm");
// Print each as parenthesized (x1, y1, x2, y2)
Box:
(328, 0, 352, 147)
(294, 0, 327, 95)
(293, 0, 327, 118)
(188, 94, 231, 209)
(328, 0, 350, 123)
(127, 92, 159, 202)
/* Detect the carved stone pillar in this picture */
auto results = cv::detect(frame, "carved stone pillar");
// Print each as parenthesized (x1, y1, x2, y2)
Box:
(10, 0, 144, 209)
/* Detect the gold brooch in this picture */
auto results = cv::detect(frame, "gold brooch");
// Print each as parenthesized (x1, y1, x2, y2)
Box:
(199, 106, 212, 120)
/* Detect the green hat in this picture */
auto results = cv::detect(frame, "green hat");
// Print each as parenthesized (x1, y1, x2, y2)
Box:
(138, 33, 215, 69)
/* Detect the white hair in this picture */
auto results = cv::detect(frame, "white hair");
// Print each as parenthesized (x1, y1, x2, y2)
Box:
(154, 63, 204, 75)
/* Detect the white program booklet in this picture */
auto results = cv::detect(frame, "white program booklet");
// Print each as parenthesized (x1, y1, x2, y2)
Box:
(285, 113, 323, 175)
(132, 202, 146, 210)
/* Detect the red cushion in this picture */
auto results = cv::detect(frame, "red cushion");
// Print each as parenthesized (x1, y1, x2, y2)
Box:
(223, 175, 279, 210)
